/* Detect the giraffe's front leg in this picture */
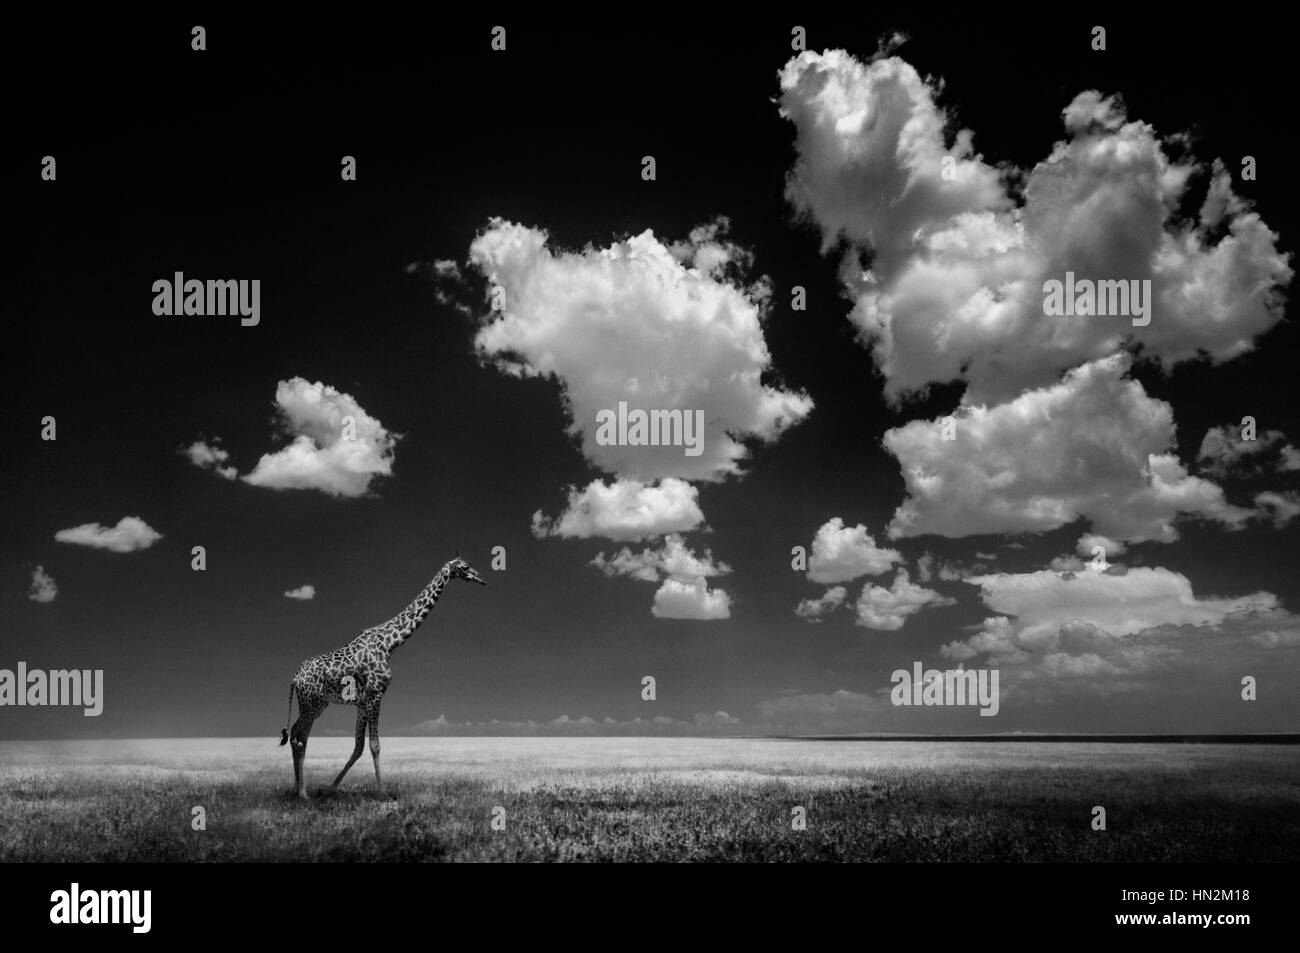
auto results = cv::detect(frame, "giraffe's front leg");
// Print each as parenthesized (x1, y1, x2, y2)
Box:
(366, 696, 384, 791)
(331, 706, 368, 790)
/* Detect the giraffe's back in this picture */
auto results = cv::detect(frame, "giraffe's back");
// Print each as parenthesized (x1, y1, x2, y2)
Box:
(293, 643, 387, 705)
(293, 647, 355, 704)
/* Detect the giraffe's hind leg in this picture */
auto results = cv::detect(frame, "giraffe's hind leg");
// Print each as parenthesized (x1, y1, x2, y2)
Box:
(366, 697, 384, 791)
(330, 706, 367, 790)
(290, 699, 325, 800)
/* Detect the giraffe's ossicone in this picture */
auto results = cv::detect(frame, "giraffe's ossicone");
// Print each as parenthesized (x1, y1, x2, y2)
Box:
(279, 555, 487, 799)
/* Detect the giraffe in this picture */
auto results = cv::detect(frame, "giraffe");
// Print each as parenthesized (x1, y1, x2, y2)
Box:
(279, 555, 486, 799)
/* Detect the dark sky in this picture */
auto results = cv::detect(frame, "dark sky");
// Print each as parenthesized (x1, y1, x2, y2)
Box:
(6, 15, 1298, 738)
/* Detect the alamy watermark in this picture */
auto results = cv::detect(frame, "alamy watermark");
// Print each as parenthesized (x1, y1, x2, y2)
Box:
(891, 661, 999, 716)
(0, 662, 103, 716)
(595, 402, 704, 457)
(152, 272, 260, 326)
(1042, 271, 1151, 327)
(50, 883, 150, 933)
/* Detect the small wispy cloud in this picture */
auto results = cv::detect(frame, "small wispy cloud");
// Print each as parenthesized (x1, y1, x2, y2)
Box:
(180, 438, 238, 479)
(55, 516, 162, 553)
(28, 566, 57, 603)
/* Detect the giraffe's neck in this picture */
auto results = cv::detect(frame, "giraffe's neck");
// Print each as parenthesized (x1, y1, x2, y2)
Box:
(378, 563, 453, 657)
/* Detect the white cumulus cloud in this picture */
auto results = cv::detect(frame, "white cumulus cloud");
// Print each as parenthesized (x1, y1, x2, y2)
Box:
(242, 378, 398, 498)
(942, 566, 1278, 665)
(883, 354, 1250, 543)
(854, 570, 954, 630)
(652, 577, 732, 620)
(592, 533, 731, 620)
(935, 567, 1297, 701)
(55, 516, 162, 553)
(779, 51, 1292, 406)
(532, 478, 704, 542)
(468, 217, 813, 484)
(806, 517, 901, 583)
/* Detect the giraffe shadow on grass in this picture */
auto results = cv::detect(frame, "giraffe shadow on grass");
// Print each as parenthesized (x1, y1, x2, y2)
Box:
(275, 785, 398, 806)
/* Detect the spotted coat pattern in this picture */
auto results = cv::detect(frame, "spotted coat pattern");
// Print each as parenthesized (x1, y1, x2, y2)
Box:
(282, 556, 486, 798)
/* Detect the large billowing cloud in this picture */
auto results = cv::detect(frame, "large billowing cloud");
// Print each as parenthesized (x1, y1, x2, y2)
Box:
(468, 217, 813, 484)
(55, 516, 162, 553)
(531, 478, 703, 542)
(242, 378, 398, 498)
(937, 567, 1286, 697)
(778, 52, 1007, 273)
(883, 354, 1251, 542)
(805, 517, 901, 583)
(592, 534, 732, 620)
(759, 602, 1300, 725)
(933, 564, 1299, 703)
(945, 566, 1276, 660)
(779, 51, 1292, 406)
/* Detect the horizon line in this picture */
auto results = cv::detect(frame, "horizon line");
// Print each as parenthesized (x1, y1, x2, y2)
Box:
(2, 732, 1298, 744)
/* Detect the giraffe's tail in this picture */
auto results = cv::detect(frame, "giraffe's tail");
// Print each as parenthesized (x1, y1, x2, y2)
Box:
(279, 681, 295, 745)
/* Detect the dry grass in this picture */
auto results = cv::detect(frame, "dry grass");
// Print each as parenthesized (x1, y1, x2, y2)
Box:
(1, 738, 1296, 861)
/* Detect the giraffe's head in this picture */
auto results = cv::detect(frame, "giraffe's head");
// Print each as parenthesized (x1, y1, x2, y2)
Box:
(448, 555, 487, 586)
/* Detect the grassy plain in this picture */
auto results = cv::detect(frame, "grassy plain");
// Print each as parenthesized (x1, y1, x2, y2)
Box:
(1, 737, 1295, 861)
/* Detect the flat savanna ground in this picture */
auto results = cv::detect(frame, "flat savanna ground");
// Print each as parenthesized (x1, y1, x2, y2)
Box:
(1, 738, 1296, 861)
